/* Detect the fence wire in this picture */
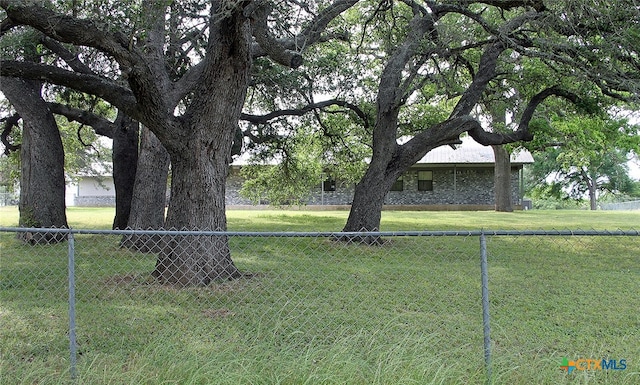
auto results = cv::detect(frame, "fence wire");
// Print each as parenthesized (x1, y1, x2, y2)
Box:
(0, 228, 638, 384)
(600, 200, 640, 211)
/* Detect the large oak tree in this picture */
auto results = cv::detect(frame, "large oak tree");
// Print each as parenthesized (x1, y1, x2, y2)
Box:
(50, 103, 140, 229)
(228, 1, 639, 230)
(0, 76, 68, 241)
(338, 0, 640, 232)
(1, 0, 358, 285)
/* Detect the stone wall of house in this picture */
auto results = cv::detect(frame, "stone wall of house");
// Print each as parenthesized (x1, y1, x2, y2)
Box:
(385, 167, 522, 205)
(226, 171, 253, 205)
(74, 195, 116, 206)
(306, 179, 355, 205)
(226, 168, 357, 206)
(70, 165, 522, 207)
(382, 168, 495, 205)
(226, 166, 523, 206)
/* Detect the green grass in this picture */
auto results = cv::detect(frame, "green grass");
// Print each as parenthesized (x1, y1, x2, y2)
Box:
(1, 206, 639, 384)
(3, 206, 639, 231)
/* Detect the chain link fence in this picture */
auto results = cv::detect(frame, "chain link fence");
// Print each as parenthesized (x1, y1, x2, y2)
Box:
(601, 200, 640, 211)
(1, 227, 639, 384)
(0, 193, 18, 206)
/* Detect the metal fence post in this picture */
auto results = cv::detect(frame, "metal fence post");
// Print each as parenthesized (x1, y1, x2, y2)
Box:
(68, 231, 77, 380)
(480, 230, 492, 383)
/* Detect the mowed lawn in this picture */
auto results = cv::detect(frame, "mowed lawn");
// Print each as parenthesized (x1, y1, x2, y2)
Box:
(0, 206, 639, 384)
(1, 205, 640, 230)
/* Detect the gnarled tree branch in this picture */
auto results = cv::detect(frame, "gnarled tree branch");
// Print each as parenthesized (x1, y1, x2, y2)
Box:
(40, 37, 95, 75)
(0, 0, 134, 65)
(0, 60, 138, 118)
(0, 0, 172, 131)
(47, 103, 116, 138)
(240, 98, 370, 128)
(249, 2, 302, 68)
(250, 0, 358, 59)
(468, 86, 580, 145)
(1, 113, 21, 155)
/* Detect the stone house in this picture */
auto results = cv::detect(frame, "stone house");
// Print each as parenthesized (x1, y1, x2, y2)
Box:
(228, 137, 534, 210)
(71, 138, 533, 209)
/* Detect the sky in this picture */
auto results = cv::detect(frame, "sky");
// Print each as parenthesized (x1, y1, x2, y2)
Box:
(628, 155, 640, 180)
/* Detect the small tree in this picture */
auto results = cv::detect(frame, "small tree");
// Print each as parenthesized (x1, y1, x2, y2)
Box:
(527, 116, 640, 209)
(238, 109, 370, 206)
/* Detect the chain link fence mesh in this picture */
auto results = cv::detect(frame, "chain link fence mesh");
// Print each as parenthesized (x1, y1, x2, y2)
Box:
(1, 228, 639, 384)
(601, 200, 640, 211)
(484, 233, 640, 382)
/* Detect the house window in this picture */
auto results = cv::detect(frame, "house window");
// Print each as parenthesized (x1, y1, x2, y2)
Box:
(323, 178, 336, 192)
(391, 177, 404, 191)
(418, 170, 433, 191)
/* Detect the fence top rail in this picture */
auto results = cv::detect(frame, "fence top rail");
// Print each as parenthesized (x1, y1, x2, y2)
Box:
(1, 227, 639, 237)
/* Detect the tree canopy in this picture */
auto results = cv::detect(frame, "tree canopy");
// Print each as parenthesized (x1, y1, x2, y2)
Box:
(525, 114, 640, 209)
(231, 0, 640, 231)
(1, 0, 362, 284)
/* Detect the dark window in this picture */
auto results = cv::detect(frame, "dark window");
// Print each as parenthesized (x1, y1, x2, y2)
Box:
(418, 170, 433, 191)
(391, 177, 404, 191)
(323, 179, 336, 192)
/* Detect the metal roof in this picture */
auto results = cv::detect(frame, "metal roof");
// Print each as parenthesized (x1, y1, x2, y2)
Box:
(416, 136, 534, 165)
(231, 136, 534, 166)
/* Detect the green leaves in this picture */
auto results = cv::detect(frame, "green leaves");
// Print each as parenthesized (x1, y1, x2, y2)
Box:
(239, 135, 324, 206)
(526, 113, 640, 207)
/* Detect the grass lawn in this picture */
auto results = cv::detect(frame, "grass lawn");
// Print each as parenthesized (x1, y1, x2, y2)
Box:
(0, 206, 639, 384)
(2, 205, 640, 230)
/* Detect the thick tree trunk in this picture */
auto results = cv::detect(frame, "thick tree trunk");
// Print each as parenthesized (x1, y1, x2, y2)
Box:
(0, 77, 68, 243)
(343, 112, 426, 235)
(131, 127, 169, 230)
(153, 144, 241, 285)
(121, 126, 169, 250)
(150, 10, 250, 285)
(492, 144, 513, 212)
(343, 169, 395, 233)
(112, 111, 139, 229)
(588, 177, 598, 210)
(581, 169, 598, 210)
